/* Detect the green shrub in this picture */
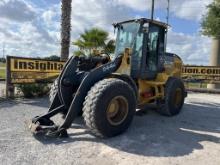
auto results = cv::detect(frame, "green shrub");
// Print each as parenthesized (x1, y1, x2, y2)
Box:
(17, 84, 50, 98)
(0, 69, 5, 79)
(0, 58, 6, 63)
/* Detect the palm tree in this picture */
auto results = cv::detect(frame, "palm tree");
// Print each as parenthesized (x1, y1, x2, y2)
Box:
(60, 0, 72, 61)
(104, 39, 115, 54)
(73, 28, 115, 56)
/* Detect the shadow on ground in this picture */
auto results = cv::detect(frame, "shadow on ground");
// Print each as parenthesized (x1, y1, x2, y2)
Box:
(32, 101, 220, 157)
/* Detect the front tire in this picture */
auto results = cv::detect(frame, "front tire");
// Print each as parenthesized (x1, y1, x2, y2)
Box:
(83, 78, 136, 138)
(49, 78, 58, 104)
(49, 78, 81, 116)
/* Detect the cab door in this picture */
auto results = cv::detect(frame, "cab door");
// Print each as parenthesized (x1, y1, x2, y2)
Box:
(139, 24, 165, 80)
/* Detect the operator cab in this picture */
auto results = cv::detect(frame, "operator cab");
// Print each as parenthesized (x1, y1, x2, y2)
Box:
(113, 18, 168, 80)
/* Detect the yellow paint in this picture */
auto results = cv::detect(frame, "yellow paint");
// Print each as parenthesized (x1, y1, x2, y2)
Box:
(8, 57, 64, 84)
(182, 66, 220, 76)
(137, 79, 165, 105)
(10, 58, 64, 73)
(115, 53, 183, 105)
(116, 48, 132, 75)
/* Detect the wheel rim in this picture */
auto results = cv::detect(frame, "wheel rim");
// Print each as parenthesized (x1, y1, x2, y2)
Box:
(174, 88, 182, 108)
(106, 96, 129, 126)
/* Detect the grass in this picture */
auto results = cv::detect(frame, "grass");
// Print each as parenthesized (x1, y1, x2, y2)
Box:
(0, 62, 6, 67)
(0, 62, 6, 79)
(185, 82, 207, 89)
(0, 68, 5, 78)
(0, 69, 5, 79)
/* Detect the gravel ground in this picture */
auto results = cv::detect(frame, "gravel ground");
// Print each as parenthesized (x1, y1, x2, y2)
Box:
(0, 81, 5, 97)
(0, 93, 220, 165)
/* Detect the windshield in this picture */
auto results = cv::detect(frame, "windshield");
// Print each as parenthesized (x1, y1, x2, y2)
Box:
(114, 22, 140, 58)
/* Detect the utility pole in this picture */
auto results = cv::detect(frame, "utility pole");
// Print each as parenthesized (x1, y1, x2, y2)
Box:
(151, 0, 155, 20)
(165, 0, 170, 52)
(166, 0, 170, 24)
(2, 42, 5, 59)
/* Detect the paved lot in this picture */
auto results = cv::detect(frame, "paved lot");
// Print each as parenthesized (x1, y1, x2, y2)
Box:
(0, 93, 220, 165)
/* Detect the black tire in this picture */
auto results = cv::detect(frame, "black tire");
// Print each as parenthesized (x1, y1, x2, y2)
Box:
(157, 77, 185, 116)
(82, 78, 136, 138)
(49, 78, 82, 116)
(49, 78, 58, 104)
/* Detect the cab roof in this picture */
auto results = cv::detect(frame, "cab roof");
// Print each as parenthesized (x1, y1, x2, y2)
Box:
(113, 18, 169, 29)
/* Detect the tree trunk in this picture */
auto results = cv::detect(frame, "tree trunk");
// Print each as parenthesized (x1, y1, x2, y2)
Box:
(60, 0, 72, 61)
(209, 38, 220, 66)
(207, 38, 220, 89)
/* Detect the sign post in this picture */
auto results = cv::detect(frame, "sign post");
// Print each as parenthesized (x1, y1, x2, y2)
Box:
(6, 56, 14, 98)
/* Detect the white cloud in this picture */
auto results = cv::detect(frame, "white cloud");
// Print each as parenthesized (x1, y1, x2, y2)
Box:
(0, 0, 214, 65)
(0, 0, 37, 22)
(114, 0, 170, 11)
(68, 0, 135, 52)
(0, 0, 58, 57)
(115, 0, 213, 21)
(71, 0, 132, 33)
(114, 0, 150, 11)
(42, 10, 56, 27)
(170, 0, 213, 21)
(167, 30, 211, 65)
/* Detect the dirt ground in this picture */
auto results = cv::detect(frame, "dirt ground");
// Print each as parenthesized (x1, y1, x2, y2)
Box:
(0, 93, 220, 165)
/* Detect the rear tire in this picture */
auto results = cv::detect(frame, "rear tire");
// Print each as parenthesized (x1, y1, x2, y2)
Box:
(83, 78, 136, 138)
(157, 77, 185, 116)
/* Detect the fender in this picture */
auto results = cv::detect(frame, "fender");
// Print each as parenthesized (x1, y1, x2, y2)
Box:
(111, 73, 138, 100)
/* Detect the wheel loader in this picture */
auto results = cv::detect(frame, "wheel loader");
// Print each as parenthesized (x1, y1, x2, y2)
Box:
(29, 18, 187, 138)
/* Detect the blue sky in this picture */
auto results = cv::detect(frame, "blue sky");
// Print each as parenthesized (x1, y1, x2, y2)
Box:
(0, 0, 213, 65)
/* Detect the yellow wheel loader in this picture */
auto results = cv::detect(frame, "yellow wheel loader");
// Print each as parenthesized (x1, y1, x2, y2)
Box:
(29, 18, 187, 138)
